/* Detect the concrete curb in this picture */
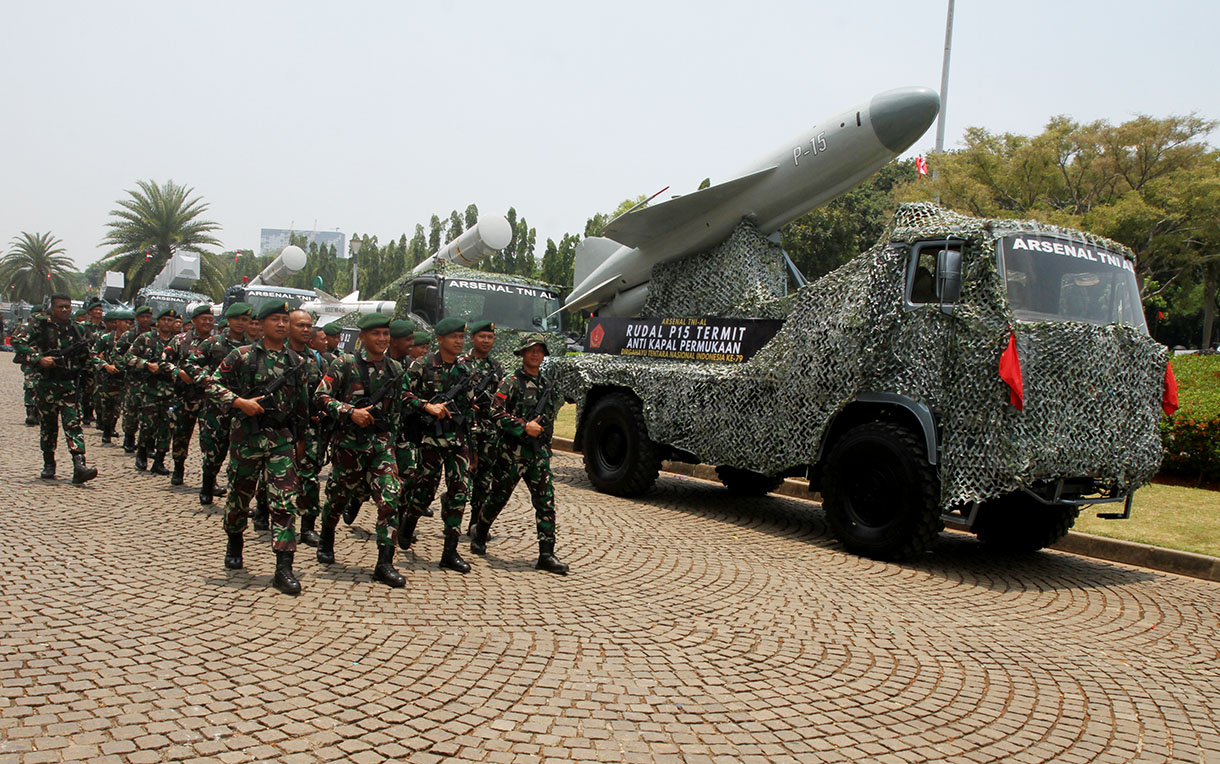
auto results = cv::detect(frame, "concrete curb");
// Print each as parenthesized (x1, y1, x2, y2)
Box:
(552, 436, 1220, 584)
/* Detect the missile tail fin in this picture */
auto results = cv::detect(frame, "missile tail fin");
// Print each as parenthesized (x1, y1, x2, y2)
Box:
(573, 237, 626, 290)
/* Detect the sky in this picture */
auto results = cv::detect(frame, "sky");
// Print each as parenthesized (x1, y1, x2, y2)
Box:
(2, 0, 1218, 273)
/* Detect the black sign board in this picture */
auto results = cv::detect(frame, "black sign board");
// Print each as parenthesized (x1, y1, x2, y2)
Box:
(337, 326, 360, 353)
(584, 317, 783, 364)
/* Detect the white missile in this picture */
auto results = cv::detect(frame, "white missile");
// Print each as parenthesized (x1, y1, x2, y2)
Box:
(249, 245, 307, 287)
(411, 216, 513, 275)
(299, 289, 396, 324)
(564, 87, 941, 315)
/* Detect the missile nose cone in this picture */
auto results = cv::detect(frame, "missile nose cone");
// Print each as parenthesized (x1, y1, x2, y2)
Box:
(869, 87, 941, 153)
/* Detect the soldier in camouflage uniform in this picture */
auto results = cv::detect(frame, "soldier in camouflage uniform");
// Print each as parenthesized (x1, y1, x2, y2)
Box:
(287, 310, 325, 547)
(471, 333, 568, 574)
(125, 307, 181, 475)
(10, 294, 99, 484)
(321, 322, 342, 359)
(399, 317, 476, 573)
(117, 306, 154, 452)
(164, 304, 215, 485)
(204, 300, 309, 596)
(315, 313, 407, 586)
(77, 299, 105, 428)
(460, 320, 506, 534)
(16, 306, 45, 426)
(92, 309, 131, 444)
(188, 302, 252, 505)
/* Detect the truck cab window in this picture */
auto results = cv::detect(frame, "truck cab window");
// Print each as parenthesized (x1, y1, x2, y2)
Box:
(907, 244, 962, 306)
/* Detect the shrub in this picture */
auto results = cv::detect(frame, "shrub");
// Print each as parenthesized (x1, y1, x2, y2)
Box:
(1161, 355, 1220, 483)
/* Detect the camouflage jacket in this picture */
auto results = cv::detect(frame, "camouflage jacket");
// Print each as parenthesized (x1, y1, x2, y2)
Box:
(165, 328, 211, 398)
(490, 368, 558, 457)
(113, 325, 150, 367)
(125, 331, 177, 400)
(187, 331, 246, 381)
(315, 350, 404, 451)
(10, 315, 92, 383)
(403, 351, 475, 450)
(91, 331, 126, 386)
(205, 341, 310, 439)
(458, 353, 506, 435)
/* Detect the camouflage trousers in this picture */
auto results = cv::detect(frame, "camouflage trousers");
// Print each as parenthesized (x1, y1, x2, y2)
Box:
(477, 448, 557, 542)
(94, 372, 123, 433)
(121, 383, 142, 439)
(467, 428, 501, 521)
(171, 396, 204, 462)
(404, 444, 470, 539)
(223, 427, 299, 551)
(198, 403, 234, 476)
(320, 439, 400, 547)
(33, 377, 85, 454)
(23, 368, 36, 410)
(296, 421, 325, 517)
(137, 385, 173, 452)
(78, 372, 95, 421)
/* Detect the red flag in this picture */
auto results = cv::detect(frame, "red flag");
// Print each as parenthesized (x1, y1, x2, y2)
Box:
(144, 250, 152, 261)
(234, 253, 240, 263)
(916, 155, 929, 176)
(1157, 311, 1165, 320)
(1163, 362, 1179, 417)
(998, 332, 1024, 410)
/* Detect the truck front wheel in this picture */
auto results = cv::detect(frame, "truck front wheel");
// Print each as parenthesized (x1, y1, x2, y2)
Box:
(971, 493, 1078, 553)
(821, 422, 943, 561)
(582, 391, 661, 497)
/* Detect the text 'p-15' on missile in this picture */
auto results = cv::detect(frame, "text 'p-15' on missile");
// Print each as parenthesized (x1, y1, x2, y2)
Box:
(564, 86, 940, 316)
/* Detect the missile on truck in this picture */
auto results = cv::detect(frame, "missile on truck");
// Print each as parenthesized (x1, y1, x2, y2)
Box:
(552, 87, 1172, 563)
(223, 245, 317, 314)
(135, 251, 211, 317)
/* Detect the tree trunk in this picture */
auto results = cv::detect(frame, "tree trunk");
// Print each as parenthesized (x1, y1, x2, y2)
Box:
(1203, 264, 1217, 350)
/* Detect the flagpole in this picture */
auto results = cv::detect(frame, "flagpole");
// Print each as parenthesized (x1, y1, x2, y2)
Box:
(934, 0, 955, 159)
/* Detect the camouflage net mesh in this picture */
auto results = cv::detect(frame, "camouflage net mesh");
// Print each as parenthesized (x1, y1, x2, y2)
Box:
(552, 202, 1166, 508)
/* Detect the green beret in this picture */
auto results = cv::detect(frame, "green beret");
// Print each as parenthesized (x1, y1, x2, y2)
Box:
(116, 309, 135, 320)
(412, 330, 431, 346)
(357, 313, 391, 331)
(32, 305, 45, 314)
(434, 317, 466, 337)
(189, 304, 213, 319)
(134, 305, 153, 316)
(102, 310, 116, 321)
(322, 322, 343, 336)
(224, 302, 252, 318)
(155, 307, 179, 321)
(255, 301, 291, 320)
(390, 319, 416, 338)
(514, 333, 550, 357)
(469, 319, 495, 335)
(73, 308, 85, 318)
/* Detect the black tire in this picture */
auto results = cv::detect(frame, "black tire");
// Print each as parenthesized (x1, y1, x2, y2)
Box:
(715, 465, 784, 496)
(821, 422, 943, 561)
(582, 391, 661, 497)
(972, 493, 1078, 553)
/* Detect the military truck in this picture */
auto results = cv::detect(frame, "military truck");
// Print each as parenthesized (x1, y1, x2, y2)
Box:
(552, 203, 1169, 560)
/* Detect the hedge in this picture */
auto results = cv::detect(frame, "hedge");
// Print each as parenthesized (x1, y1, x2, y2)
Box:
(1161, 354, 1220, 483)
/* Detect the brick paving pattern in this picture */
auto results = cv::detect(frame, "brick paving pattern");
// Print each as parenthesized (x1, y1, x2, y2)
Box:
(0, 360, 1218, 763)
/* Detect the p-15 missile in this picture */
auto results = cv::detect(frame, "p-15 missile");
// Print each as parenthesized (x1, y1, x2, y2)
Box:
(299, 289, 396, 325)
(564, 87, 941, 315)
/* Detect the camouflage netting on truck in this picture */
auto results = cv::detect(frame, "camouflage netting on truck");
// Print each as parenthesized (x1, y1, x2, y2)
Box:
(551, 202, 1167, 508)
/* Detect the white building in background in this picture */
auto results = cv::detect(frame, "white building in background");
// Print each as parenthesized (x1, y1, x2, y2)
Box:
(260, 229, 346, 257)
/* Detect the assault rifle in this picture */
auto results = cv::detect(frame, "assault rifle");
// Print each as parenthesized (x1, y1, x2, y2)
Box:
(38, 337, 92, 374)
(238, 351, 302, 425)
(346, 360, 406, 434)
(423, 371, 475, 439)
(519, 376, 554, 449)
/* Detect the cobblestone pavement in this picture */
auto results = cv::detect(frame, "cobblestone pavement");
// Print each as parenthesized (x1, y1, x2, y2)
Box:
(1, 361, 1218, 764)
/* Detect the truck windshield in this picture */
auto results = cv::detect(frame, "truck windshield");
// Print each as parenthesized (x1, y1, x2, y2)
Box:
(998, 235, 1148, 333)
(443, 279, 563, 333)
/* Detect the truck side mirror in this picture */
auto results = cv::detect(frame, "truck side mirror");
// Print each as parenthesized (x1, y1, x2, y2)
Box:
(937, 248, 962, 307)
(420, 285, 439, 322)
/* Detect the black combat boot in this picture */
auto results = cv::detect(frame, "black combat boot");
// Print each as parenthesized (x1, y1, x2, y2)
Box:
(134, 446, 148, 471)
(397, 513, 418, 550)
(39, 451, 55, 479)
(316, 528, 335, 564)
(170, 458, 185, 485)
(273, 550, 301, 595)
(100, 428, 112, 444)
(470, 522, 490, 556)
(536, 539, 569, 575)
(253, 494, 270, 531)
(150, 451, 170, 476)
(199, 471, 215, 505)
(213, 480, 228, 497)
(224, 533, 244, 569)
(123, 432, 135, 453)
(342, 498, 360, 525)
(373, 545, 405, 588)
(439, 534, 470, 574)
(70, 453, 98, 485)
(25, 406, 38, 426)
(299, 514, 320, 547)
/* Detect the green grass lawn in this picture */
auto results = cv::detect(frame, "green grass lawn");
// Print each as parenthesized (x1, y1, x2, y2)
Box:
(552, 405, 1219, 557)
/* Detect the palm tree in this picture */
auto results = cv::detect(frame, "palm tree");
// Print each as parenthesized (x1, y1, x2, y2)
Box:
(99, 179, 225, 299)
(0, 232, 75, 303)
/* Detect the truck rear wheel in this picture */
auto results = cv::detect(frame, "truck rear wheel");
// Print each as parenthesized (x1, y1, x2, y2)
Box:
(821, 422, 942, 561)
(972, 494, 1078, 553)
(715, 466, 784, 496)
(582, 391, 661, 497)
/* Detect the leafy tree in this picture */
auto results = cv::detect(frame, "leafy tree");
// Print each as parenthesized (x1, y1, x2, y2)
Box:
(446, 210, 464, 243)
(98, 179, 224, 299)
(408, 225, 429, 267)
(0, 232, 76, 303)
(427, 215, 444, 253)
(464, 204, 479, 230)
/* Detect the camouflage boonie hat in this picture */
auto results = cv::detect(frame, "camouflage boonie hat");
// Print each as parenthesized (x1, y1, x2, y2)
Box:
(513, 333, 550, 356)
